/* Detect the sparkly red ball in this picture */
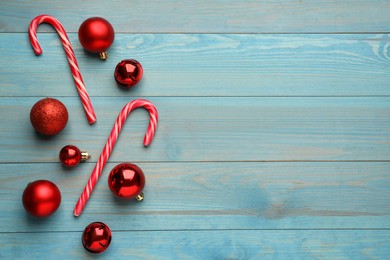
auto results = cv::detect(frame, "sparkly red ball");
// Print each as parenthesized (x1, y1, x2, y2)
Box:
(78, 17, 114, 59)
(30, 98, 68, 136)
(82, 222, 112, 254)
(59, 145, 81, 167)
(114, 59, 143, 88)
(108, 163, 145, 199)
(22, 180, 61, 217)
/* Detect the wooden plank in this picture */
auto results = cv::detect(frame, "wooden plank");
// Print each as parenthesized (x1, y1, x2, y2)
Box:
(0, 162, 389, 232)
(0, 97, 389, 163)
(1, 230, 390, 259)
(1, 33, 390, 97)
(1, 1, 390, 33)
(2, 1, 389, 259)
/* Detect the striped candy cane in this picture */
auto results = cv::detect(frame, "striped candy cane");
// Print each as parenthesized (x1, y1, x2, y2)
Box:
(74, 99, 158, 217)
(29, 14, 96, 124)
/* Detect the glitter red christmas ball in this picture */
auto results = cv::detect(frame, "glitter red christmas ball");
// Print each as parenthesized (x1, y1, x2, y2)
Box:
(78, 17, 114, 60)
(108, 163, 145, 199)
(22, 180, 61, 217)
(30, 98, 68, 136)
(114, 59, 143, 88)
(82, 222, 112, 254)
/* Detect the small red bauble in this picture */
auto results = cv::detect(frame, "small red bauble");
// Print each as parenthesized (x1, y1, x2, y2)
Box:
(30, 98, 68, 136)
(78, 17, 115, 60)
(114, 59, 143, 88)
(59, 145, 91, 167)
(22, 180, 61, 217)
(82, 222, 112, 254)
(108, 163, 145, 200)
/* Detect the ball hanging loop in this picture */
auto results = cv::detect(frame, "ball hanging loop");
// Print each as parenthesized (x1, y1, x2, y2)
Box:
(135, 192, 144, 201)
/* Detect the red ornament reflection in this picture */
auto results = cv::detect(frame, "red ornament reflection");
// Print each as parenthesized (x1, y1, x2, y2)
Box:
(59, 145, 81, 167)
(82, 222, 112, 254)
(114, 59, 143, 88)
(108, 163, 145, 199)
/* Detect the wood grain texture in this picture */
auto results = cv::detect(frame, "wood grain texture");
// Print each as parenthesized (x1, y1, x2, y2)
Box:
(1, 0, 389, 258)
(1, 1, 390, 33)
(0, 97, 389, 163)
(0, 162, 389, 232)
(1, 230, 389, 259)
(1, 33, 390, 97)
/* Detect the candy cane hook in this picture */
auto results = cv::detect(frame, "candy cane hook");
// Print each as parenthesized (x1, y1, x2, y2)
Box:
(74, 99, 158, 217)
(29, 14, 96, 124)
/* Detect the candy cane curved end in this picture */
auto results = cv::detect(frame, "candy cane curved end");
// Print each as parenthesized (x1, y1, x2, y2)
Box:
(28, 14, 61, 55)
(28, 14, 97, 124)
(73, 99, 159, 217)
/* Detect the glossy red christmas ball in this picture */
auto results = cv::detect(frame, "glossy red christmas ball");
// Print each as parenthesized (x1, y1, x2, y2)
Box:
(82, 222, 112, 253)
(114, 59, 143, 88)
(78, 17, 114, 60)
(30, 98, 68, 136)
(108, 163, 145, 199)
(59, 145, 90, 167)
(22, 180, 61, 217)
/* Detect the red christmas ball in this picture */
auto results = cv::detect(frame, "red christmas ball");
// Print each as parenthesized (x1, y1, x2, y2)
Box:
(59, 145, 81, 167)
(82, 222, 112, 254)
(22, 180, 61, 217)
(108, 163, 145, 199)
(30, 98, 68, 136)
(59, 145, 91, 167)
(114, 59, 143, 88)
(78, 17, 114, 60)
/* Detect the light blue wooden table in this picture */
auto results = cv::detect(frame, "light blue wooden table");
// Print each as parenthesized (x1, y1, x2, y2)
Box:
(1, 1, 389, 259)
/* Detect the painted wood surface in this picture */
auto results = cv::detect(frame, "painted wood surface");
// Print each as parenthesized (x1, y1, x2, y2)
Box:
(1, 1, 390, 33)
(0, 1, 389, 259)
(2, 230, 390, 259)
(1, 33, 390, 97)
(1, 162, 389, 233)
(0, 97, 389, 163)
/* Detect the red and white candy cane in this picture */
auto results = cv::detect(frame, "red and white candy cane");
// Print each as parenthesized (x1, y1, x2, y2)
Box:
(74, 99, 158, 217)
(29, 14, 96, 124)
